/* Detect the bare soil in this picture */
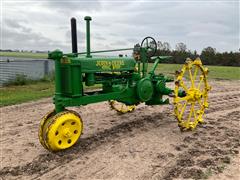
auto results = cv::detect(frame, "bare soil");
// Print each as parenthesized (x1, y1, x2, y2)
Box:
(0, 80, 239, 180)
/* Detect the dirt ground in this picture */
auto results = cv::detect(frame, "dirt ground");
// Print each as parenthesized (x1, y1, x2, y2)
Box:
(0, 80, 239, 180)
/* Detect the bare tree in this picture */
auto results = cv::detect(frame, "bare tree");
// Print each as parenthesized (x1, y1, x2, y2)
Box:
(163, 42, 171, 51)
(157, 41, 163, 50)
(175, 42, 187, 52)
(202, 46, 216, 54)
(157, 41, 171, 51)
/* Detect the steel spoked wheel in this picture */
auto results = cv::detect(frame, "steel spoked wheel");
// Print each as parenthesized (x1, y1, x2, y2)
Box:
(39, 110, 83, 152)
(109, 100, 136, 114)
(174, 58, 211, 130)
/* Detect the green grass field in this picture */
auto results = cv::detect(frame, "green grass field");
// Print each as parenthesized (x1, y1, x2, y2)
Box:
(0, 82, 54, 107)
(0, 62, 239, 107)
(0, 82, 101, 107)
(0, 52, 48, 59)
(151, 63, 240, 80)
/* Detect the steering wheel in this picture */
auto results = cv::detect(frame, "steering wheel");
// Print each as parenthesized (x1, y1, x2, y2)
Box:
(140, 36, 157, 57)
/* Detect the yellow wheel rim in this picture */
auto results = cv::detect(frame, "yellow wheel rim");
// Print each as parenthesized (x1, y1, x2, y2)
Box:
(109, 100, 136, 113)
(42, 110, 83, 151)
(174, 58, 211, 130)
(38, 110, 55, 149)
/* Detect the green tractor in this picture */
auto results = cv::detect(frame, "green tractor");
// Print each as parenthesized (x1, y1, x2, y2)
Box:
(39, 16, 211, 152)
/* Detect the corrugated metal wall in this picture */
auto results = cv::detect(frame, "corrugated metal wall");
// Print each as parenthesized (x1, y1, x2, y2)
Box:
(0, 59, 54, 86)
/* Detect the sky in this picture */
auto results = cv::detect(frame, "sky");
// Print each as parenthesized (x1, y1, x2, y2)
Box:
(1, 0, 239, 54)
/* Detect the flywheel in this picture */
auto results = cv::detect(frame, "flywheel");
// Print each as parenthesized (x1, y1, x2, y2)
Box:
(39, 110, 83, 151)
(174, 58, 211, 130)
(109, 100, 136, 113)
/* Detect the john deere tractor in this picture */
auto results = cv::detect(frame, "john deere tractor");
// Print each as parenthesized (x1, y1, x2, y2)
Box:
(39, 16, 211, 152)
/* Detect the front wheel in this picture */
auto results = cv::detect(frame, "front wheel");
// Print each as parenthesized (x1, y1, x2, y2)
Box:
(38, 110, 83, 151)
(174, 58, 211, 130)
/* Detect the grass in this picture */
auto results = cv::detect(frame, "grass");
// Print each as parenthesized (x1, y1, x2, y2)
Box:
(0, 81, 101, 107)
(206, 65, 240, 80)
(0, 52, 48, 59)
(0, 82, 54, 107)
(150, 63, 240, 80)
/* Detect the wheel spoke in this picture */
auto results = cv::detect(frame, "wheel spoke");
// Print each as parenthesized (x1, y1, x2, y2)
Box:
(192, 108, 199, 127)
(193, 66, 198, 82)
(197, 77, 203, 90)
(198, 99, 203, 108)
(180, 81, 188, 92)
(187, 103, 194, 123)
(175, 96, 188, 103)
(193, 108, 197, 120)
(188, 69, 194, 87)
(180, 101, 187, 119)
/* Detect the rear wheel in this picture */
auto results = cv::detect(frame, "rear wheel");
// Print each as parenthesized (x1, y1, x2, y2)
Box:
(174, 58, 211, 130)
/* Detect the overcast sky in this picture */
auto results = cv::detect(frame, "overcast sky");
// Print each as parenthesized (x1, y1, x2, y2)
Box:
(1, 0, 239, 54)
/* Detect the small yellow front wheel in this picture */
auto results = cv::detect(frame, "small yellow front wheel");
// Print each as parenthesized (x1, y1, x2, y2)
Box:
(109, 100, 136, 114)
(39, 110, 83, 152)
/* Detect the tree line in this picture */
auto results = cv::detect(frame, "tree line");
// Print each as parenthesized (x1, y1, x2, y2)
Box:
(151, 41, 240, 66)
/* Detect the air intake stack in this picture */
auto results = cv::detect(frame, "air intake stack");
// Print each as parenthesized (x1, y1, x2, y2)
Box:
(84, 16, 92, 57)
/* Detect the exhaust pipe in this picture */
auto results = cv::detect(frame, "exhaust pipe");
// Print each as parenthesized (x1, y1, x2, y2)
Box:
(71, 17, 78, 53)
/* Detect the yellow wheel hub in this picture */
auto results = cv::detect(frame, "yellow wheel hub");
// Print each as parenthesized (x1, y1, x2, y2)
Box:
(174, 58, 211, 130)
(109, 100, 136, 113)
(187, 88, 202, 101)
(38, 110, 83, 152)
(63, 128, 72, 138)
